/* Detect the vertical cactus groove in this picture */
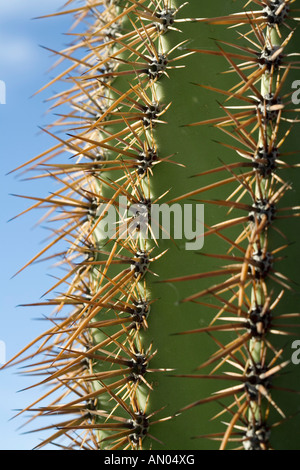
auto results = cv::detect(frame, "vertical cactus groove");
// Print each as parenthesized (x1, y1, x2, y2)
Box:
(165, 0, 300, 450)
(3, 0, 300, 450)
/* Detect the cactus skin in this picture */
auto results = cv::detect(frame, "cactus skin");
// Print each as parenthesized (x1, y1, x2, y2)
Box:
(170, 0, 300, 451)
(3, 0, 300, 450)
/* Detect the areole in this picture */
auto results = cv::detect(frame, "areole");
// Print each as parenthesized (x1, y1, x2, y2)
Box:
(3, 0, 300, 451)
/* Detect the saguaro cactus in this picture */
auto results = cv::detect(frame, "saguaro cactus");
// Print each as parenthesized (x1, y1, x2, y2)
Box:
(4, 0, 300, 450)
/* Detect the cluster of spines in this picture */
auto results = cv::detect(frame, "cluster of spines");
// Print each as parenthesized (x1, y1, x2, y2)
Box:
(164, 0, 300, 450)
(5, 0, 300, 450)
(4, 0, 188, 450)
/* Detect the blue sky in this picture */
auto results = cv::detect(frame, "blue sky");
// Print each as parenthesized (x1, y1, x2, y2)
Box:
(0, 0, 78, 449)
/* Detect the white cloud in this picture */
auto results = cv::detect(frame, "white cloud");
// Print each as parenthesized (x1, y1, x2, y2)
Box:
(0, 0, 74, 72)
(0, 35, 37, 68)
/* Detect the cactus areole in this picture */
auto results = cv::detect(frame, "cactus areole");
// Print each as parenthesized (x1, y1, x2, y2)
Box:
(4, 0, 300, 451)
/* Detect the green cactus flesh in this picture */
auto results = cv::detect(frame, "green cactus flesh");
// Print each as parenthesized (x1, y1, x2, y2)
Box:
(4, 0, 300, 450)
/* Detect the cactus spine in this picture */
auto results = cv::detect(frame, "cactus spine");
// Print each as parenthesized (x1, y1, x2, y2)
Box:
(3, 0, 300, 450)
